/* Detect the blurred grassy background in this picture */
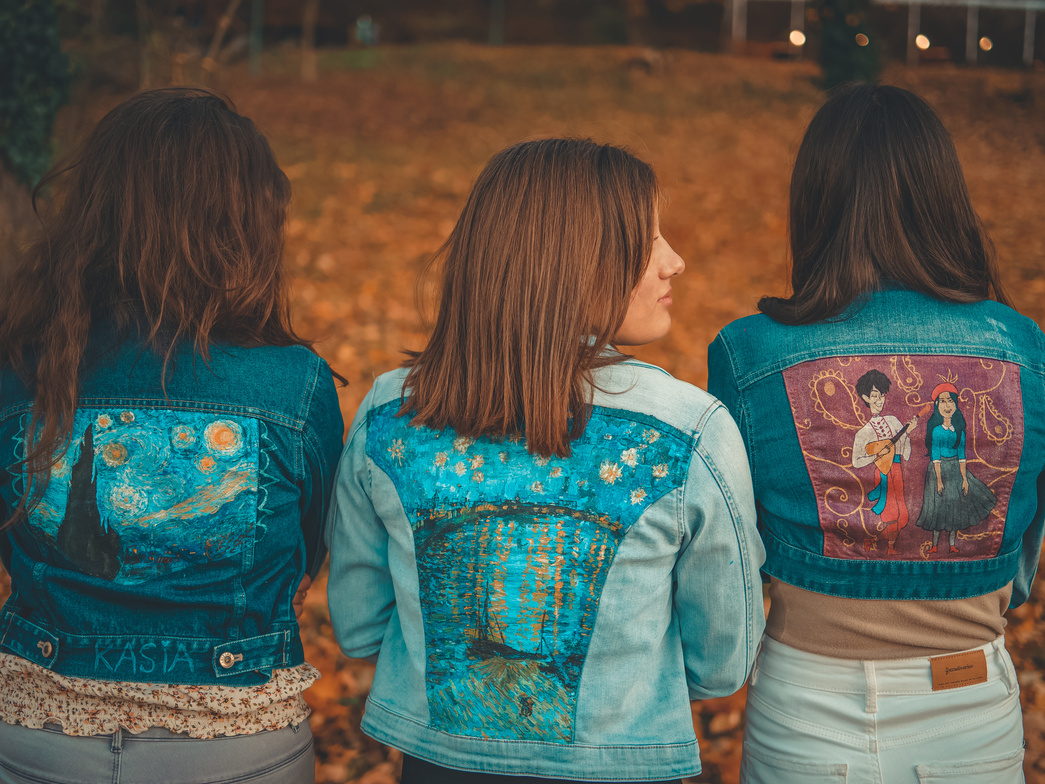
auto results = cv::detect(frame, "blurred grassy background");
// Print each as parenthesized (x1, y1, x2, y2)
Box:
(4, 41, 1045, 783)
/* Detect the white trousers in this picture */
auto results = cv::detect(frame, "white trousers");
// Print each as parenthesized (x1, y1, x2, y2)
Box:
(740, 635, 1025, 784)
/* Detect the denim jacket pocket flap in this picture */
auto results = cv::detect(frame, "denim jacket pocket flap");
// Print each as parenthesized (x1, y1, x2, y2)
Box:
(212, 630, 289, 678)
(0, 611, 59, 668)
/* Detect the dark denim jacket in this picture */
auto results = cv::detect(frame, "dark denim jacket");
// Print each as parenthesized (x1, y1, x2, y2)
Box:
(0, 334, 343, 686)
(709, 287, 1045, 606)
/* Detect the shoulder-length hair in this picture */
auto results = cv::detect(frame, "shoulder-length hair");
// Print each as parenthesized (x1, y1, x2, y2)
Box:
(0, 87, 312, 527)
(759, 83, 1009, 325)
(402, 138, 658, 458)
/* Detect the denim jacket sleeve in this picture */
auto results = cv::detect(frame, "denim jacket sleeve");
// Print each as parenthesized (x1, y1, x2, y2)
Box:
(300, 360, 345, 578)
(706, 334, 744, 443)
(678, 404, 765, 699)
(325, 384, 392, 660)
(1013, 471, 1045, 607)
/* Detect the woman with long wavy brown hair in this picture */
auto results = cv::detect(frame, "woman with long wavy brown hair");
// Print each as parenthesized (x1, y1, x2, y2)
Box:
(0, 88, 343, 784)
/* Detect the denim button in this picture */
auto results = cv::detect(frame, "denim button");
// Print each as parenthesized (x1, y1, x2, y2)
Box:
(219, 651, 243, 668)
(37, 641, 53, 658)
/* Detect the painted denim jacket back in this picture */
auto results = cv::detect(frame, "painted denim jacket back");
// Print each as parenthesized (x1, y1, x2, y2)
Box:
(325, 359, 764, 781)
(708, 288, 1045, 606)
(0, 333, 343, 686)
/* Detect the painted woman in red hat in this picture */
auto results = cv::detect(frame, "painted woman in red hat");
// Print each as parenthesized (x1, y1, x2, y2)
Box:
(914, 382, 997, 553)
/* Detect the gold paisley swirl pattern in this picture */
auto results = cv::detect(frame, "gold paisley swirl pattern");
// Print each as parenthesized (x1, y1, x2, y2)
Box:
(944, 363, 1005, 398)
(903, 392, 927, 409)
(809, 369, 865, 430)
(823, 484, 860, 519)
(979, 395, 1013, 445)
(957, 529, 1002, 541)
(791, 404, 811, 431)
(837, 520, 856, 547)
(890, 355, 923, 395)
(808, 453, 873, 542)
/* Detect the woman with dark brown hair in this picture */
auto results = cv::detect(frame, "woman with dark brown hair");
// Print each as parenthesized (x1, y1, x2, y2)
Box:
(0, 88, 343, 783)
(326, 138, 765, 783)
(708, 83, 1045, 783)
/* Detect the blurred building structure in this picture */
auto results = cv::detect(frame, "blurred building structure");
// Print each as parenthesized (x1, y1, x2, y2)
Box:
(729, 0, 1042, 66)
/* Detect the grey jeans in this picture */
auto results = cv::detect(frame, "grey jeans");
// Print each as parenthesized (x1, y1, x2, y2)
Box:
(0, 721, 314, 784)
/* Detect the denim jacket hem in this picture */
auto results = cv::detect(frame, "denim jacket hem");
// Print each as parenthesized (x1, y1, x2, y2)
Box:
(761, 530, 1021, 600)
(361, 696, 702, 781)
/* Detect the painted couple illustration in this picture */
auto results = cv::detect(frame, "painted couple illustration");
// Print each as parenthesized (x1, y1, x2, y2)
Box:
(786, 357, 1019, 561)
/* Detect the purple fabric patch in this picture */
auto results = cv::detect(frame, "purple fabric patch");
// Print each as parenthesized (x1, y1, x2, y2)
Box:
(782, 355, 1023, 561)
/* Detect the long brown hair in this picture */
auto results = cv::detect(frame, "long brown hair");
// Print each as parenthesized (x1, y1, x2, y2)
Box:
(759, 83, 1010, 325)
(0, 87, 312, 528)
(402, 138, 658, 458)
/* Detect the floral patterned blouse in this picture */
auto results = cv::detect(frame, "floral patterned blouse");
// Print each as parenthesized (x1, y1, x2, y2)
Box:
(0, 652, 316, 738)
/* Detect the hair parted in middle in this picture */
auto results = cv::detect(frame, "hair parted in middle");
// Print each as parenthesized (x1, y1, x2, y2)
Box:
(759, 82, 1010, 326)
(402, 138, 659, 458)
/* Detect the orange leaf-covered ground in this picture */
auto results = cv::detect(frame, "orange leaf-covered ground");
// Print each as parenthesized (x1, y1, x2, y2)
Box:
(4, 43, 1045, 783)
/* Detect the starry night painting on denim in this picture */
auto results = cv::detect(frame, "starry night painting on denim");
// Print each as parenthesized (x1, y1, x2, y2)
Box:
(25, 408, 259, 584)
(367, 401, 693, 743)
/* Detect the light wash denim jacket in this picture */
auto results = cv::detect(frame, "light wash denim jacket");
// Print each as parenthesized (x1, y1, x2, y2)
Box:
(326, 358, 764, 781)
(708, 287, 1045, 606)
(0, 330, 343, 686)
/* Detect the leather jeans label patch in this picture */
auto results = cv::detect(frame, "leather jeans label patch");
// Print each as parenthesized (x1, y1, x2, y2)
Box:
(930, 649, 988, 690)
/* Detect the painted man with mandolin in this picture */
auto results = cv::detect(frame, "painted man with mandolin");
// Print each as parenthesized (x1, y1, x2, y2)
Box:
(850, 368, 924, 555)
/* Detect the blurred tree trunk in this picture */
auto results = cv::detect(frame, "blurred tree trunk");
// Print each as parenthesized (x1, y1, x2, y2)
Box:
(0, 166, 34, 283)
(134, 0, 152, 87)
(301, 0, 320, 82)
(720, 0, 733, 52)
(89, 0, 107, 48)
(622, 0, 648, 46)
(489, 0, 506, 46)
(203, 0, 245, 76)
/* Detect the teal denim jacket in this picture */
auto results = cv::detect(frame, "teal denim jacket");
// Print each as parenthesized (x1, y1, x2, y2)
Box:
(708, 288, 1045, 606)
(325, 358, 764, 781)
(0, 332, 343, 686)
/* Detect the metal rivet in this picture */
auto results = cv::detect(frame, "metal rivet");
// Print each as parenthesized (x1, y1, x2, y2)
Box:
(219, 651, 243, 669)
(37, 641, 53, 658)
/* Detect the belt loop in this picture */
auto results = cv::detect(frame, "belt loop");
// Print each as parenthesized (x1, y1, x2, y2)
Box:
(863, 661, 878, 714)
(110, 728, 123, 784)
(994, 638, 1018, 695)
(750, 637, 764, 687)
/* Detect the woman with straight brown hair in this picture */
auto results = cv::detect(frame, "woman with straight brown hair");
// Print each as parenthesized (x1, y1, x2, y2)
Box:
(326, 138, 765, 783)
(0, 88, 343, 783)
(708, 83, 1045, 783)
